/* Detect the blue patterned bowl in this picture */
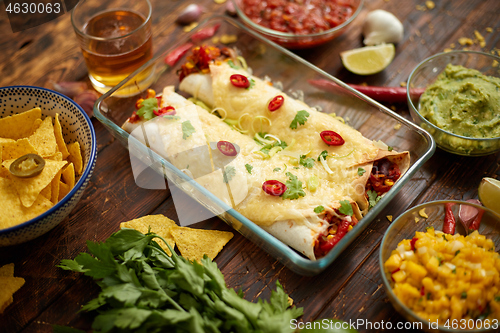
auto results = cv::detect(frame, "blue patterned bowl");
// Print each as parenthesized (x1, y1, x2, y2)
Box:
(0, 86, 97, 246)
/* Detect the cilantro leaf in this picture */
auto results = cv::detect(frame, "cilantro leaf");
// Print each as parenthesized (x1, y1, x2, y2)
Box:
(299, 155, 315, 169)
(339, 200, 353, 216)
(245, 164, 253, 174)
(367, 190, 382, 209)
(314, 205, 324, 214)
(388, 146, 393, 151)
(290, 110, 310, 129)
(357, 167, 366, 176)
(273, 167, 281, 172)
(317, 150, 329, 161)
(247, 78, 256, 90)
(223, 166, 236, 183)
(181, 120, 196, 140)
(260, 140, 287, 155)
(282, 172, 306, 200)
(136, 98, 158, 120)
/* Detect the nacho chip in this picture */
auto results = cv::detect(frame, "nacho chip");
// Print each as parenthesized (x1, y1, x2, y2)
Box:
(0, 107, 41, 140)
(61, 163, 75, 189)
(2, 159, 67, 208)
(120, 215, 177, 256)
(0, 276, 25, 314)
(30, 118, 43, 134)
(0, 178, 53, 229)
(1, 138, 38, 160)
(0, 138, 15, 144)
(53, 114, 70, 159)
(170, 226, 233, 262)
(51, 170, 62, 205)
(0, 263, 14, 277)
(67, 142, 83, 175)
(47, 152, 63, 161)
(58, 181, 70, 200)
(28, 116, 57, 157)
(40, 183, 52, 200)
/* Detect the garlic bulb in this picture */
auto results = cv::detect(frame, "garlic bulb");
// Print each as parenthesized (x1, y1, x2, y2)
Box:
(362, 10, 404, 46)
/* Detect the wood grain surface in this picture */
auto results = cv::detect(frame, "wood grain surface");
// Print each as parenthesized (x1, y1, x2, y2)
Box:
(1, 0, 499, 332)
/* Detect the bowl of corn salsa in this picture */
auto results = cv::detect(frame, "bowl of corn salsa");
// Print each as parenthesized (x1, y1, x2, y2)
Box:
(380, 200, 500, 332)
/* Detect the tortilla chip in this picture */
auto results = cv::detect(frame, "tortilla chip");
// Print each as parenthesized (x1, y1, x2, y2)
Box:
(51, 170, 62, 204)
(30, 118, 43, 134)
(61, 163, 75, 189)
(53, 114, 70, 159)
(28, 116, 57, 157)
(120, 215, 177, 256)
(0, 276, 25, 314)
(0, 138, 15, 144)
(0, 107, 41, 140)
(170, 226, 233, 262)
(2, 159, 67, 208)
(67, 142, 83, 175)
(1, 138, 37, 160)
(47, 152, 63, 161)
(0, 178, 53, 229)
(0, 263, 14, 277)
(40, 183, 52, 200)
(58, 181, 70, 200)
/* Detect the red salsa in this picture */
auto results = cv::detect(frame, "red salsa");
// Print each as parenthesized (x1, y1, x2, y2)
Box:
(241, 0, 356, 35)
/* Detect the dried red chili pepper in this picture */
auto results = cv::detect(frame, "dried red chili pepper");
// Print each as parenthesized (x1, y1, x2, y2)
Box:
(164, 42, 194, 67)
(443, 203, 456, 234)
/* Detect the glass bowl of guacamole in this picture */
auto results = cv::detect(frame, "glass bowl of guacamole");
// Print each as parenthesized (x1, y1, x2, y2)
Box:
(407, 51, 500, 156)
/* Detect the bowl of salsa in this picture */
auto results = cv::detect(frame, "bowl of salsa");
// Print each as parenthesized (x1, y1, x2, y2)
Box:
(233, 0, 364, 49)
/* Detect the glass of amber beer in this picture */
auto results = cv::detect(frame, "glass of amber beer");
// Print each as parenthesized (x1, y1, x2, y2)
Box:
(71, 0, 154, 97)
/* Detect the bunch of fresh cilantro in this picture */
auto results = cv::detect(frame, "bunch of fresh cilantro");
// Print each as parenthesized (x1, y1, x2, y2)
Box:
(57, 229, 303, 333)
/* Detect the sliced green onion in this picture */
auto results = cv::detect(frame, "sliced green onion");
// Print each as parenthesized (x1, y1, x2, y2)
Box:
(268, 146, 283, 157)
(251, 116, 272, 134)
(188, 97, 211, 112)
(284, 138, 296, 150)
(237, 113, 251, 133)
(236, 56, 248, 70)
(330, 149, 355, 159)
(252, 150, 269, 159)
(307, 175, 320, 192)
(254, 132, 273, 145)
(263, 133, 281, 144)
(319, 155, 334, 175)
(211, 107, 227, 120)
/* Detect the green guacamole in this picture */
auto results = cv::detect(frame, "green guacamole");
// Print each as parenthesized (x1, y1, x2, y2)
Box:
(419, 64, 500, 138)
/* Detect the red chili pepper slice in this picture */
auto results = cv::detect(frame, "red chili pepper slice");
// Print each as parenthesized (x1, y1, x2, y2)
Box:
(230, 74, 250, 88)
(262, 180, 287, 196)
(268, 95, 284, 111)
(420, 286, 425, 296)
(410, 237, 418, 251)
(153, 106, 176, 117)
(217, 141, 237, 156)
(128, 111, 141, 123)
(164, 42, 194, 67)
(443, 203, 456, 234)
(320, 130, 345, 146)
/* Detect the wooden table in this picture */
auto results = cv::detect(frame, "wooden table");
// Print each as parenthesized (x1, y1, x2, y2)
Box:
(1, 0, 499, 331)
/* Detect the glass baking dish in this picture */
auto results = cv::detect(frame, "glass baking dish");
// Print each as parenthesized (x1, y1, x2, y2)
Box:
(94, 16, 435, 275)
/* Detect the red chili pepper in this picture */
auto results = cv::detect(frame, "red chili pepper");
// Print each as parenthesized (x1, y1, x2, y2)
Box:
(308, 79, 426, 103)
(410, 237, 418, 251)
(217, 141, 237, 156)
(156, 96, 162, 106)
(230, 74, 250, 88)
(319, 219, 350, 253)
(443, 203, 456, 234)
(190, 24, 220, 42)
(320, 130, 345, 146)
(164, 43, 194, 67)
(268, 95, 284, 111)
(469, 208, 485, 231)
(128, 111, 141, 123)
(420, 286, 425, 296)
(262, 180, 287, 196)
(391, 268, 400, 274)
(153, 106, 176, 117)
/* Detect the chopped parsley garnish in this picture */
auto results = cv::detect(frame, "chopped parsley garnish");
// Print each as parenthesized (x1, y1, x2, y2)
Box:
(273, 167, 281, 172)
(461, 292, 467, 299)
(388, 146, 393, 151)
(290, 110, 310, 129)
(317, 150, 329, 161)
(455, 250, 460, 256)
(293, 166, 299, 169)
(367, 190, 382, 209)
(442, 234, 447, 241)
(223, 166, 236, 183)
(314, 205, 325, 214)
(438, 257, 443, 266)
(452, 268, 456, 274)
(495, 296, 500, 302)
(339, 200, 353, 216)
(299, 155, 315, 168)
(282, 172, 306, 200)
(357, 167, 366, 176)
(227, 60, 239, 69)
(136, 98, 158, 120)
(181, 120, 196, 139)
(245, 164, 253, 174)
(426, 293, 431, 300)
(260, 140, 288, 155)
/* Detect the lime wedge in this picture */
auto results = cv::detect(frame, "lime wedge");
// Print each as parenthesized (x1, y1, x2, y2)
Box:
(478, 177, 500, 214)
(340, 43, 395, 75)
